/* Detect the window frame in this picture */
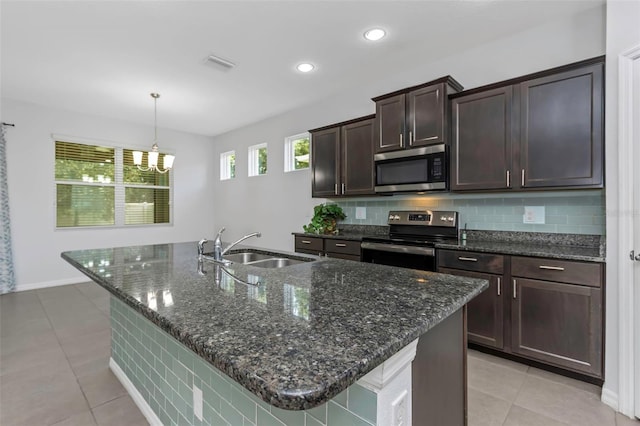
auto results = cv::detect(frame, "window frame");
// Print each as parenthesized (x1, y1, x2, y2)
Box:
(53, 134, 174, 230)
(248, 143, 268, 177)
(284, 132, 311, 172)
(220, 150, 236, 181)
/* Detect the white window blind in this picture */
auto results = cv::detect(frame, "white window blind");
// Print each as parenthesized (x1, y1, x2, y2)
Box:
(55, 140, 172, 228)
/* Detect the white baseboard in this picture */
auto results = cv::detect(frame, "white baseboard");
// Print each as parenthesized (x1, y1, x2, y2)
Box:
(15, 276, 90, 292)
(601, 388, 619, 411)
(109, 358, 162, 426)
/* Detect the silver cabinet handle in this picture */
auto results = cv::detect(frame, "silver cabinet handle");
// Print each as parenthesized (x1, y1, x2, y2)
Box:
(506, 170, 511, 187)
(334, 184, 338, 195)
(521, 169, 525, 187)
(399, 133, 404, 148)
(300, 240, 312, 244)
(334, 243, 347, 247)
(513, 279, 517, 299)
(341, 183, 345, 194)
(497, 277, 501, 296)
(458, 257, 478, 262)
(539, 265, 565, 271)
(409, 131, 413, 146)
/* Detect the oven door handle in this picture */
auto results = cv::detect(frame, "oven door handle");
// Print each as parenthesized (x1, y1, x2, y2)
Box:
(361, 242, 435, 256)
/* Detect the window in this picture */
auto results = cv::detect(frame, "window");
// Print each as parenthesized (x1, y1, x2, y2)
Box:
(220, 150, 236, 180)
(284, 133, 310, 172)
(248, 143, 267, 176)
(55, 140, 172, 228)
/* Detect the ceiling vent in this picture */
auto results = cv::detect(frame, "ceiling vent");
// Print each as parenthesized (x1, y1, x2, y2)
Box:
(204, 54, 236, 70)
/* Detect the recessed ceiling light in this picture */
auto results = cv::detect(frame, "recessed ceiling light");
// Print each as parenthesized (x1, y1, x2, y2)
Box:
(296, 63, 315, 73)
(364, 28, 386, 41)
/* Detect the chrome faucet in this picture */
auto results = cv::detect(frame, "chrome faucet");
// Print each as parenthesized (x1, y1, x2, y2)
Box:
(213, 227, 226, 261)
(197, 238, 209, 257)
(212, 227, 262, 261)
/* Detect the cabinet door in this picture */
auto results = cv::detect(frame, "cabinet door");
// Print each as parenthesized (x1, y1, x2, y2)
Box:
(311, 127, 340, 197)
(439, 267, 504, 350)
(519, 63, 603, 188)
(451, 86, 513, 191)
(374, 94, 405, 153)
(341, 118, 375, 196)
(407, 83, 445, 147)
(511, 278, 602, 377)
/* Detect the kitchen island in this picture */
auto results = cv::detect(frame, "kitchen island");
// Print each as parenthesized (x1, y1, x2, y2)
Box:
(62, 242, 487, 426)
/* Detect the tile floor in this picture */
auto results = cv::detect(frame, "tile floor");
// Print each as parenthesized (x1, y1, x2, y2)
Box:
(0, 282, 638, 426)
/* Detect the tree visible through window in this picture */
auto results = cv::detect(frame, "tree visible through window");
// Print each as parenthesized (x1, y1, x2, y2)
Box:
(248, 143, 267, 176)
(220, 151, 236, 180)
(55, 140, 172, 228)
(284, 133, 310, 172)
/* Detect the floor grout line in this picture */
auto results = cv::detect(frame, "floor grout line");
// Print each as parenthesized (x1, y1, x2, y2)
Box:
(37, 286, 104, 426)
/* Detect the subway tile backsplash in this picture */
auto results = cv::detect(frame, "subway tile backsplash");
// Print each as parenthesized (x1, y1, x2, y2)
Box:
(334, 191, 605, 235)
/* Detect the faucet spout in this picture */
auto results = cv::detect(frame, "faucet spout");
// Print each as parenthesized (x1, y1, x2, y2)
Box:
(213, 227, 226, 261)
(221, 232, 262, 256)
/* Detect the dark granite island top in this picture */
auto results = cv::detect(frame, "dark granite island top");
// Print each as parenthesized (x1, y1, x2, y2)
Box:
(62, 242, 487, 413)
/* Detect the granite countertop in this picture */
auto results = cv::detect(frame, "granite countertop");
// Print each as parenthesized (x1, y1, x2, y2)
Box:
(292, 231, 370, 242)
(62, 242, 487, 411)
(436, 230, 605, 263)
(435, 240, 605, 262)
(294, 227, 605, 262)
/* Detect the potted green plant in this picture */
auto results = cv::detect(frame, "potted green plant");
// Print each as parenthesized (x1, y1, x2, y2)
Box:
(303, 203, 346, 235)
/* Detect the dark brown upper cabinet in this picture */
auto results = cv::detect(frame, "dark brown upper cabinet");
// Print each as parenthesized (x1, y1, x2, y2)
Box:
(310, 115, 375, 198)
(372, 76, 463, 154)
(451, 86, 514, 191)
(451, 57, 604, 192)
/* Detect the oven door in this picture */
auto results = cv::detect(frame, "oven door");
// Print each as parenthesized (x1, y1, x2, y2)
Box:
(361, 241, 436, 271)
(374, 145, 447, 194)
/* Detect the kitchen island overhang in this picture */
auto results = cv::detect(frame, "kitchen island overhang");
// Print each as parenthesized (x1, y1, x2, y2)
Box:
(62, 242, 487, 425)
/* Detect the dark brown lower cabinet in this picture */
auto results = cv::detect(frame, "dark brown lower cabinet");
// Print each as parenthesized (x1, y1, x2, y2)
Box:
(439, 268, 504, 350)
(438, 249, 604, 381)
(293, 235, 361, 261)
(511, 277, 602, 377)
(324, 239, 361, 261)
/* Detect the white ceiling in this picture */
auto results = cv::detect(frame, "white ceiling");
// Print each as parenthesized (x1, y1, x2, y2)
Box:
(1, 0, 603, 137)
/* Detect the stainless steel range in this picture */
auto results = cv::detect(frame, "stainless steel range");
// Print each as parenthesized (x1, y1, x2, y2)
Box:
(361, 210, 459, 271)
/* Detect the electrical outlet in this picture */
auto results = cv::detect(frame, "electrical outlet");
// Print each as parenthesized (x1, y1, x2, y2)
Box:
(355, 207, 367, 220)
(193, 384, 203, 421)
(391, 390, 408, 426)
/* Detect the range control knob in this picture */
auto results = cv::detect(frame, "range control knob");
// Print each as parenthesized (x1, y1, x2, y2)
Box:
(440, 216, 447, 221)
(388, 214, 394, 220)
(393, 215, 401, 220)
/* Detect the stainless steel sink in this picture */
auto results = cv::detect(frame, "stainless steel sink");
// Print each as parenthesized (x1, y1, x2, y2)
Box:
(223, 252, 273, 264)
(223, 250, 314, 268)
(245, 258, 306, 268)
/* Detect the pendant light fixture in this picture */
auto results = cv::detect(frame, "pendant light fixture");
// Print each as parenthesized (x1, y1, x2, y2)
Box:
(133, 93, 175, 174)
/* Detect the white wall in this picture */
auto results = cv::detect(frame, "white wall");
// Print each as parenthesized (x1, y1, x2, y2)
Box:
(2, 98, 215, 290)
(603, 0, 640, 412)
(210, 5, 605, 251)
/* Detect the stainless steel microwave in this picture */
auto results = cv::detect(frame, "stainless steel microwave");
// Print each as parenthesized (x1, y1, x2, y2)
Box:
(374, 144, 447, 194)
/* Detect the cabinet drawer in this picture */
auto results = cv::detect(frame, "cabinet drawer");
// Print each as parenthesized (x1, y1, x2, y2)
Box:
(326, 252, 361, 262)
(294, 236, 324, 253)
(325, 239, 361, 256)
(511, 256, 602, 288)
(438, 250, 504, 274)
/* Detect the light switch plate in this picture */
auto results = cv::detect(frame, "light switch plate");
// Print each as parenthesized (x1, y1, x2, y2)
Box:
(355, 207, 367, 220)
(523, 206, 545, 224)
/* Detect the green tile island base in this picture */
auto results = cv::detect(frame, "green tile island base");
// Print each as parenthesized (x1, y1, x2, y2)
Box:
(110, 296, 466, 426)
